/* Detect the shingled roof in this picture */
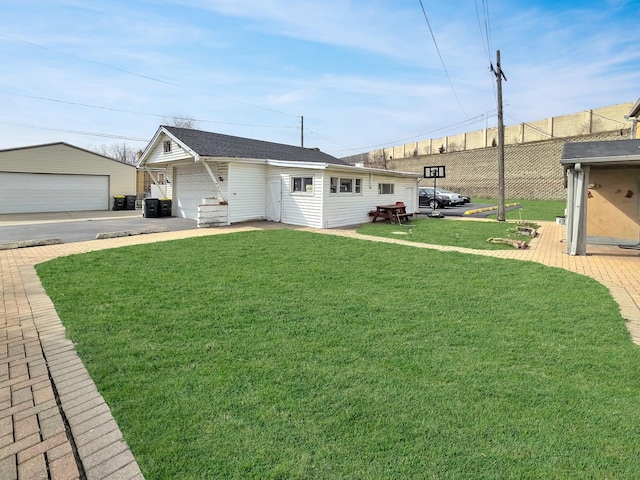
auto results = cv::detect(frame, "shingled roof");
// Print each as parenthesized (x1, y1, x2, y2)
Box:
(562, 139, 640, 161)
(163, 126, 347, 165)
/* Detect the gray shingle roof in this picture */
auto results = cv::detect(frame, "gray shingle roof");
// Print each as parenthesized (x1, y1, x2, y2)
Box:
(163, 126, 347, 165)
(562, 139, 640, 160)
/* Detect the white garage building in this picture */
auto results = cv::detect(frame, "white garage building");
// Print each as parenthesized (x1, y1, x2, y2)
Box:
(0, 142, 136, 214)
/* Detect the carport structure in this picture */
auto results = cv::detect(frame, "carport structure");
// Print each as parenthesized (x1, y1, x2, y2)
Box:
(561, 139, 640, 255)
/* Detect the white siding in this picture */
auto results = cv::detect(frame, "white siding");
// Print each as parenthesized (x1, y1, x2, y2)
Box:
(269, 167, 324, 228)
(227, 162, 267, 223)
(322, 171, 419, 228)
(144, 133, 193, 165)
(0, 143, 135, 206)
(173, 163, 218, 219)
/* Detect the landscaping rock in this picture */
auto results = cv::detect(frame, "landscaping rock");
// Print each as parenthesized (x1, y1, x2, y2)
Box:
(0, 238, 63, 250)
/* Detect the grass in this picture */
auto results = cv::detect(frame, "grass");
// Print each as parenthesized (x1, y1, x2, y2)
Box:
(36, 230, 640, 479)
(474, 198, 566, 221)
(357, 218, 535, 250)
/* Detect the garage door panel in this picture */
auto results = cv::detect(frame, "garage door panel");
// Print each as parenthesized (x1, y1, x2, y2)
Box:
(175, 164, 215, 219)
(0, 172, 109, 214)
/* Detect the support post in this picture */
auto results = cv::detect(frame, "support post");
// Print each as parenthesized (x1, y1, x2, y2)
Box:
(202, 161, 226, 203)
(143, 167, 168, 198)
(492, 50, 507, 221)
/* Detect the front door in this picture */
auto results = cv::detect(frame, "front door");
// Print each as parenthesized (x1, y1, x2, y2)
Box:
(405, 186, 416, 213)
(266, 179, 282, 222)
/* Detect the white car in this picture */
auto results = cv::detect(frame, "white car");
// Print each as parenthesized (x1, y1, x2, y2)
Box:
(436, 188, 467, 205)
(420, 187, 466, 206)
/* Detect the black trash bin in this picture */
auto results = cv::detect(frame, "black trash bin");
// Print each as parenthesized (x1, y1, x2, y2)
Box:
(159, 199, 172, 217)
(125, 195, 136, 210)
(144, 198, 160, 218)
(112, 195, 125, 211)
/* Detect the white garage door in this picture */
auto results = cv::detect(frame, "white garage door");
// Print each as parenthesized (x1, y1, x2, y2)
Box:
(174, 163, 216, 219)
(0, 172, 109, 214)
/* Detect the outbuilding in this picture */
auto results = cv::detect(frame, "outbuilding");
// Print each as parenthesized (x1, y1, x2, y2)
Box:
(561, 139, 640, 255)
(137, 126, 421, 229)
(0, 142, 136, 214)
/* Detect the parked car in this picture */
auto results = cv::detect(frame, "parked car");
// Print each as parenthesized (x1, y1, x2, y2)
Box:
(419, 187, 450, 209)
(419, 187, 467, 208)
(438, 188, 471, 204)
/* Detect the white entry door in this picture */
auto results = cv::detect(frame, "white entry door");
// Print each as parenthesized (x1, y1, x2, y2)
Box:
(405, 186, 417, 213)
(266, 179, 282, 222)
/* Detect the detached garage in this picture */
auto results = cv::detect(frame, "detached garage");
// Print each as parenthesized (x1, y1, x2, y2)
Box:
(0, 142, 136, 214)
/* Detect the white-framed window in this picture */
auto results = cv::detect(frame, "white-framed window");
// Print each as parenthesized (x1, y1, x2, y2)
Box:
(330, 177, 363, 194)
(163, 140, 172, 153)
(291, 176, 314, 194)
(378, 183, 395, 194)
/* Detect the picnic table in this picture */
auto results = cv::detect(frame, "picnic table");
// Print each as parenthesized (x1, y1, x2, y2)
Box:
(370, 202, 413, 223)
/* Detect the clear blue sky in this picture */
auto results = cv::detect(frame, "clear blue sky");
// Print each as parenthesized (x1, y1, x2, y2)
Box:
(0, 0, 638, 158)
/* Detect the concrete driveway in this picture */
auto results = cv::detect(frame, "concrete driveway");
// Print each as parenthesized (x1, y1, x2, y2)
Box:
(0, 210, 197, 245)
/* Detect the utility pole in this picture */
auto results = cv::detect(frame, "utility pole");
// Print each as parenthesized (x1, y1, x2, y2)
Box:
(301, 116, 304, 148)
(492, 50, 507, 221)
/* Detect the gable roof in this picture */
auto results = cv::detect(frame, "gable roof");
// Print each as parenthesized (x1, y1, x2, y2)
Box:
(162, 126, 347, 165)
(629, 98, 640, 118)
(561, 139, 640, 165)
(0, 141, 135, 166)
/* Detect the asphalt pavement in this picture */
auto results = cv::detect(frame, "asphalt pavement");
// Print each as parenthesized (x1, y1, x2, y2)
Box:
(0, 210, 197, 245)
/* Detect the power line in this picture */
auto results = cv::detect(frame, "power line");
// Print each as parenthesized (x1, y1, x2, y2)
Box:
(482, 0, 493, 55)
(417, 0, 469, 118)
(504, 110, 553, 139)
(0, 121, 149, 142)
(335, 112, 491, 153)
(0, 90, 298, 130)
(474, 0, 492, 64)
(0, 32, 300, 118)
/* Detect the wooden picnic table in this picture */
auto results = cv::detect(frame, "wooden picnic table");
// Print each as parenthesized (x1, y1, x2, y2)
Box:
(370, 202, 413, 223)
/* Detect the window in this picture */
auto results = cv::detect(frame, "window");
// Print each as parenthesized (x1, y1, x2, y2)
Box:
(163, 141, 172, 153)
(378, 183, 395, 194)
(292, 176, 314, 193)
(340, 178, 353, 193)
(330, 177, 363, 194)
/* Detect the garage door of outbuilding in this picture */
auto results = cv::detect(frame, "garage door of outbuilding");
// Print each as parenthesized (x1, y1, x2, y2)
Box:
(0, 172, 109, 214)
(174, 163, 216, 220)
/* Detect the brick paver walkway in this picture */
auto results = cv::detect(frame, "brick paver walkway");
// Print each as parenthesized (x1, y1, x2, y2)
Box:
(1, 220, 638, 479)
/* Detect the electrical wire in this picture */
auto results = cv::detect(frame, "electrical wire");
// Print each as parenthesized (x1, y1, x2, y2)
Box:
(0, 120, 149, 142)
(474, 0, 492, 65)
(417, 0, 469, 118)
(0, 90, 297, 130)
(0, 32, 300, 118)
(334, 112, 492, 153)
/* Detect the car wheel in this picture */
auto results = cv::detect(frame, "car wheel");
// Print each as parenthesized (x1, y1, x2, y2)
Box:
(428, 199, 441, 209)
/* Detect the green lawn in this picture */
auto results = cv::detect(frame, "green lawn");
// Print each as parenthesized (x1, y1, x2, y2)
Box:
(474, 198, 566, 221)
(36, 230, 640, 479)
(357, 218, 535, 249)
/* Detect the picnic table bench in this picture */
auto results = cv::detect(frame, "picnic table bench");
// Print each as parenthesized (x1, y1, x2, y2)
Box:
(369, 202, 413, 223)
